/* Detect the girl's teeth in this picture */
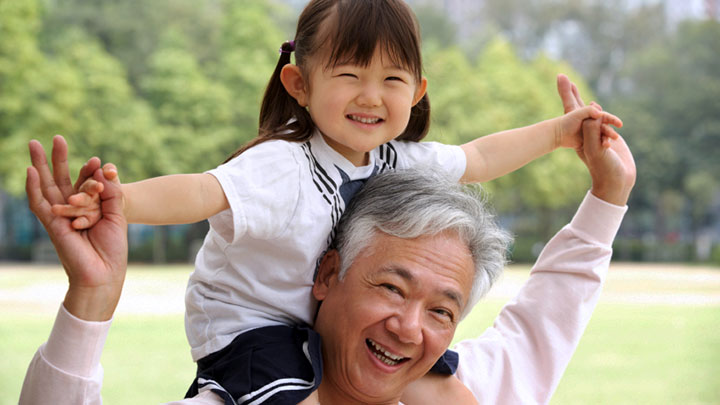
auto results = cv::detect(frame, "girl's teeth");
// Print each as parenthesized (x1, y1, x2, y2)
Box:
(350, 115, 380, 124)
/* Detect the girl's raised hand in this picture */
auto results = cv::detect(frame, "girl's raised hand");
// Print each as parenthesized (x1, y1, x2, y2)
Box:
(52, 164, 120, 229)
(555, 104, 623, 151)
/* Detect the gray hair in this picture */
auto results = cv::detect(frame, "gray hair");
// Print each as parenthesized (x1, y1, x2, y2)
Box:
(333, 169, 512, 319)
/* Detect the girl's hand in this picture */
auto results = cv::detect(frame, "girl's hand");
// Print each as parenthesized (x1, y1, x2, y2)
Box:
(555, 104, 623, 151)
(51, 164, 120, 229)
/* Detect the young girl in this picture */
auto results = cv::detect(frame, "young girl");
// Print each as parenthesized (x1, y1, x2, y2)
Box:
(56, 0, 621, 403)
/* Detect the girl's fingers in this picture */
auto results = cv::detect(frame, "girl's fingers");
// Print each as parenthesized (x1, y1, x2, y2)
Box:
(68, 192, 95, 207)
(78, 179, 104, 196)
(601, 112, 623, 128)
(51, 204, 96, 218)
(102, 163, 120, 182)
(71, 216, 93, 230)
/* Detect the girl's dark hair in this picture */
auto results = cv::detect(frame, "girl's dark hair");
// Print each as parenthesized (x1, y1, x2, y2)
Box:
(226, 0, 430, 162)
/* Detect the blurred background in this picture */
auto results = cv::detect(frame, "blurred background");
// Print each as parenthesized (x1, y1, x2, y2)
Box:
(0, 0, 719, 264)
(1, 1, 719, 404)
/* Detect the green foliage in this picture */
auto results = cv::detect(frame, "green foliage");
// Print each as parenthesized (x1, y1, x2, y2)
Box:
(425, 38, 592, 226)
(0, 0, 285, 195)
(613, 20, 720, 239)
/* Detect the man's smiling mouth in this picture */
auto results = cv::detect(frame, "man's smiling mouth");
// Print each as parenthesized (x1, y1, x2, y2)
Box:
(347, 114, 383, 124)
(366, 338, 408, 366)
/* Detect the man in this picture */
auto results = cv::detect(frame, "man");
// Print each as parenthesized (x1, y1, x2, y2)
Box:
(19, 77, 635, 404)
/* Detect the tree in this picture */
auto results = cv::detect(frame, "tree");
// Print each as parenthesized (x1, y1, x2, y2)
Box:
(614, 20, 720, 247)
(141, 29, 234, 172)
(424, 38, 595, 240)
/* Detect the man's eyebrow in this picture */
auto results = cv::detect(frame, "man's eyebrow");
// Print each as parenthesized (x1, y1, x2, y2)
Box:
(379, 267, 464, 310)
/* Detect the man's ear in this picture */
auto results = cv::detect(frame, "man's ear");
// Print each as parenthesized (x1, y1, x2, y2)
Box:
(313, 249, 341, 301)
(280, 64, 309, 107)
(412, 77, 428, 106)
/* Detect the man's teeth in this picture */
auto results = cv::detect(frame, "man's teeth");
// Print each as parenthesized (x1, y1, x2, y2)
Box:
(367, 339, 405, 366)
(349, 115, 381, 124)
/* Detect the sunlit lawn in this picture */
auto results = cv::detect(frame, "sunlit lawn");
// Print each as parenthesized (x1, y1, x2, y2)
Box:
(2, 263, 719, 404)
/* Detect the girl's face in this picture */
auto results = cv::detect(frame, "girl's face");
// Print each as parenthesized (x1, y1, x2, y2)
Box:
(282, 48, 427, 166)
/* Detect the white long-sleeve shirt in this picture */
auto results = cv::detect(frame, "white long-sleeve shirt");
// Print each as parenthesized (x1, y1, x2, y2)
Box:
(19, 191, 627, 405)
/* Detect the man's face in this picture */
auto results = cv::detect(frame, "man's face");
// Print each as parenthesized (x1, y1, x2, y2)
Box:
(312, 231, 474, 403)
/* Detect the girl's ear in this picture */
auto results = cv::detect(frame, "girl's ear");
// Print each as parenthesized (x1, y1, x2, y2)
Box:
(412, 77, 428, 106)
(280, 64, 309, 107)
(313, 249, 341, 301)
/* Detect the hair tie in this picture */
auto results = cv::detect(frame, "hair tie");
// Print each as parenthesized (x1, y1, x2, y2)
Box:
(279, 40, 296, 55)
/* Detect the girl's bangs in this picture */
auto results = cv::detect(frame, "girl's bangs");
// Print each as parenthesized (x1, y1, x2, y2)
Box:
(320, 0, 422, 79)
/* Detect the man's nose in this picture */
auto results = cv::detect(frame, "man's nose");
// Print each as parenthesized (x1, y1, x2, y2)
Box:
(386, 305, 423, 345)
(356, 82, 382, 107)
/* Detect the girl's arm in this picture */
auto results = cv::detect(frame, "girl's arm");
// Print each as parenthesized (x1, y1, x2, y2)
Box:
(460, 106, 621, 184)
(53, 170, 229, 227)
(122, 173, 228, 225)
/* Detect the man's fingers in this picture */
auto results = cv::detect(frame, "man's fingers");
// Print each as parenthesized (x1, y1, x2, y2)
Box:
(557, 74, 580, 113)
(95, 166, 124, 219)
(51, 135, 74, 199)
(28, 140, 65, 205)
(582, 117, 604, 158)
(571, 83, 585, 107)
(602, 125, 621, 140)
(26, 167, 53, 223)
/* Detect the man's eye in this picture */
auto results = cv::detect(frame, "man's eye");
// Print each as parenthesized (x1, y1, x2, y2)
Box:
(432, 308, 454, 321)
(381, 283, 401, 294)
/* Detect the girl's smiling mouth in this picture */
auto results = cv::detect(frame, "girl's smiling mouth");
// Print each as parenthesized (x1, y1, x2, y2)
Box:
(347, 114, 384, 125)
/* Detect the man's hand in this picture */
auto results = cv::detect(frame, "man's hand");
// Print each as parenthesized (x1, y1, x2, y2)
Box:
(555, 74, 621, 152)
(557, 74, 636, 205)
(27, 135, 128, 321)
(580, 118, 636, 206)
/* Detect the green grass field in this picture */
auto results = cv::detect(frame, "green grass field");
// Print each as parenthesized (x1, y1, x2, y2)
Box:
(2, 263, 719, 404)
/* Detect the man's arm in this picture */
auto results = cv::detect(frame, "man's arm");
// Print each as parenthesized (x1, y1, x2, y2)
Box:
(453, 191, 627, 404)
(454, 111, 636, 403)
(20, 137, 227, 405)
(20, 136, 127, 404)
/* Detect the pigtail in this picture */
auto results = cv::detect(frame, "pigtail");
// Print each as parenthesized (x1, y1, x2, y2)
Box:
(397, 93, 431, 142)
(224, 41, 315, 163)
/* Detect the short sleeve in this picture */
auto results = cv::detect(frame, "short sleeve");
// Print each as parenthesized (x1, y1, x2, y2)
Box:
(206, 141, 302, 244)
(391, 141, 466, 181)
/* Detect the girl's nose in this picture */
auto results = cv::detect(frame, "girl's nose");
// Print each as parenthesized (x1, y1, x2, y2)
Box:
(356, 83, 382, 108)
